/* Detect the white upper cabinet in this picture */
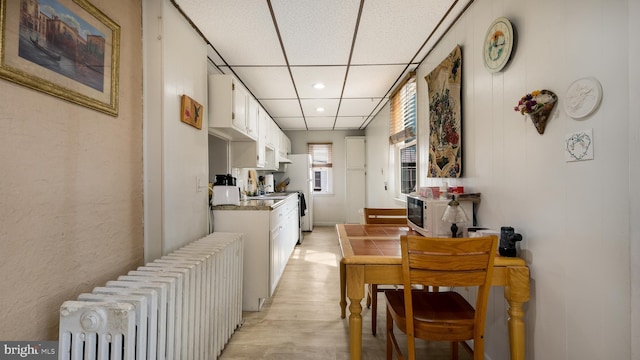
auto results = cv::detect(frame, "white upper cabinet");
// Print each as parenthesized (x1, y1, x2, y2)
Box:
(278, 131, 291, 162)
(246, 96, 259, 139)
(208, 74, 256, 141)
(260, 110, 278, 170)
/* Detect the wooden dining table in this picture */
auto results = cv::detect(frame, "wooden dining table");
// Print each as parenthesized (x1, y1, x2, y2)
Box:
(336, 223, 530, 360)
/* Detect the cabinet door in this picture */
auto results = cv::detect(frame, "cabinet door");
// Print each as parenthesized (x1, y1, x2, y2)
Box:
(232, 82, 248, 132)
(255, 106, 265, 167)
(246, 97, 259, 140)
(265, 117, 275, 147)
(269, 224, 281, 295)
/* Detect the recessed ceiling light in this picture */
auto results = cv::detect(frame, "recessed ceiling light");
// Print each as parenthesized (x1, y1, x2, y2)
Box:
(316, 107, 325, 112)
(313, 83, 325, 89)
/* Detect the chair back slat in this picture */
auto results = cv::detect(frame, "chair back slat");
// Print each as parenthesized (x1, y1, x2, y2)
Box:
(364, 208, 407, 225)
(401, 235, 497, 290)
(408, 253, 493, 271)
(410, 269, 488, 287)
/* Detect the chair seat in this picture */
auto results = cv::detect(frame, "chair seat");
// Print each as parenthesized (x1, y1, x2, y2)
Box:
(385, 289, 476, 341)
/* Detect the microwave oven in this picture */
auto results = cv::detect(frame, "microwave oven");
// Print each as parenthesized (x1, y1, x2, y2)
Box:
(406, 194, 473, 237)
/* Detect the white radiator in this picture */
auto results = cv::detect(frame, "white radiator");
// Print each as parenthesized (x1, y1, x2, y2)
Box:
(59, 232, 244, 360)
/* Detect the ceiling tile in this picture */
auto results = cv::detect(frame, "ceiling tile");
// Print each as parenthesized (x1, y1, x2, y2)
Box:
(270, 0, 361, 65)
(343, 64, 407, 98)
(290, 66, 347, 98)
(231, 66, 297, 99)
(414, 0, 474, 62)
(300, 98, 341, 118)
(275, 117, 309, 130)
(260, 99, 303, 118)
(334, 117, 369, 129)
(304, 117, 338, 130)
(351, 0, 454, 64)
(337, 98, 381, 117)
(176, 0, 285, 66)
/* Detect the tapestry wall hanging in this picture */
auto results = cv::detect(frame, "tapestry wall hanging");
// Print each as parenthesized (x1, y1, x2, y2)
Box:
(425, 45, 462, 178)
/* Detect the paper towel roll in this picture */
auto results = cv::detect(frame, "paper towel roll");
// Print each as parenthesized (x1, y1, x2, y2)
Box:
(265, 174, 274, 193)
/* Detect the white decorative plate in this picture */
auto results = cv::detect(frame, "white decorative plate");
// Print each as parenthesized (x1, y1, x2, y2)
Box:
(483, 17, 514, 73)
(564, 77, 602, 119)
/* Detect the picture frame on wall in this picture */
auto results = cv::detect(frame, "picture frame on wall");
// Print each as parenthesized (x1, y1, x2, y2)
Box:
(180, 94, 203, 129)
(0, 0, 120, 116)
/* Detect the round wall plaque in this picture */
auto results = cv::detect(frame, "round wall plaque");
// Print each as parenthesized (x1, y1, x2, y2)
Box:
(564, 77, 602, 119)
(483, 17, 514, 73)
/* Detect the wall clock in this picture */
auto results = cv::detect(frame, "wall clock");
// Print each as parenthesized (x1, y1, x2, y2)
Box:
(564, 77, 603, 119)
(483, 17, 514, 73)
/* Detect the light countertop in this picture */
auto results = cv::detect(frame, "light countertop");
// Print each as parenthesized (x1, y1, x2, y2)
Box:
(212, 193, 296, 211)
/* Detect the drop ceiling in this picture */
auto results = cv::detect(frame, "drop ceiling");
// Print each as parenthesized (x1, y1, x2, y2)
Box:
(172, 0, 473, 131)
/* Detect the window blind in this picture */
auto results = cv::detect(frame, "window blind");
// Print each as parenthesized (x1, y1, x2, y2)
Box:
(308, 143, 333, 168)
(389, 73, 417, 145)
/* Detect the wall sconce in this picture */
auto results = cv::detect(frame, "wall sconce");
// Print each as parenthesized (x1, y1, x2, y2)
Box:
(441, 196, 468, 238)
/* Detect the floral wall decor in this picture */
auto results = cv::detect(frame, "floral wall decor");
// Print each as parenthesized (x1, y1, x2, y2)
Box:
(425, 45, 462, 178)
(514, 89, 557, 134)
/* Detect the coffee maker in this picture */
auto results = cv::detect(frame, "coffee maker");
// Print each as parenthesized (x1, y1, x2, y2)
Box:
(212, 174, 240, 205)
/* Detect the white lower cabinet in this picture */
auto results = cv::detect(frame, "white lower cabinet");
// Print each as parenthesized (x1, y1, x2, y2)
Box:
(212, 195, 299, 311)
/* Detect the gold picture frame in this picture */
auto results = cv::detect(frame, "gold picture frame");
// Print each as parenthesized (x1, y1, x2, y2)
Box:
(0, 0, 120, 116)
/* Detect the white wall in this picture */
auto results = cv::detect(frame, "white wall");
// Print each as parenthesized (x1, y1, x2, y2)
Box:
(628, 1, 640, 358)
(364, 102, 405, 208)
(366, 0, 633, 358)
(0, 0, 144, 340)
(287, 130, 364, 225)
(143, 0, 210, 259)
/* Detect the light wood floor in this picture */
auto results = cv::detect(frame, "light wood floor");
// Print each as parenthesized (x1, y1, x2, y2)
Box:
(219, 225, 472, 359)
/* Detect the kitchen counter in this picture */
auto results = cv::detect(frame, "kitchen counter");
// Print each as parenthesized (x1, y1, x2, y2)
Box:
(212, 193, 296, 211)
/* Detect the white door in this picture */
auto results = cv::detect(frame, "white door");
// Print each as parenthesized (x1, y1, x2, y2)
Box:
(345, 137, 366, 223)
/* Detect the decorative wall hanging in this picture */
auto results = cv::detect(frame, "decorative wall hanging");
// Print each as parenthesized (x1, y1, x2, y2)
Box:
(483, 17, 514, 73)
(181, 95, 203, 129)
(0, 0, 120, 116)
(425, 45, 462, 178)
(514, 89, 557, 134)
(565, 129, 594, 162)
(564, 77, 602, 119)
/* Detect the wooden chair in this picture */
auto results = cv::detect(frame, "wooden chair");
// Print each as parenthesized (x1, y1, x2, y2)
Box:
(385, 235, 497, 360)
(364, 208, 408, 225)
(363, 208, 407, 335)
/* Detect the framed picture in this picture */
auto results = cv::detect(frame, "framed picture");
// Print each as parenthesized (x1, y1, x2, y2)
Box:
(180, 94, 203, 129)
(0, 0, 120, 116)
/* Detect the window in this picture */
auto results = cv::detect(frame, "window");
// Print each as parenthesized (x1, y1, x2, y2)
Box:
(390, 73, 417, 195)
(399, 143, 417, 194)
(308, 143, 333, 194)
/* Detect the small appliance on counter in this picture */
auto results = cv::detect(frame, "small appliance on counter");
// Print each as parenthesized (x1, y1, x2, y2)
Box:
(212, 174, 240, 205)
(264, 174, 274, 193)
(499, 226, 523, 257)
